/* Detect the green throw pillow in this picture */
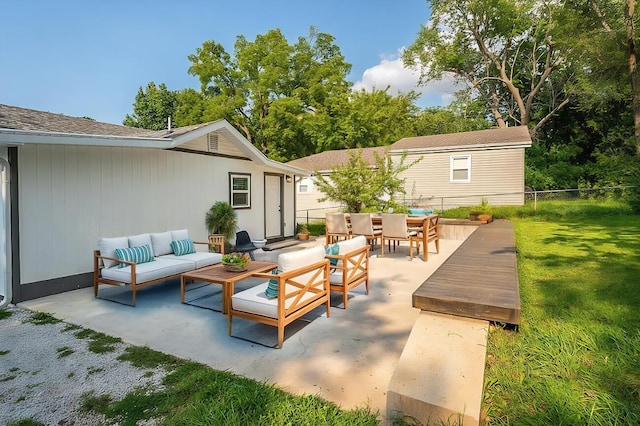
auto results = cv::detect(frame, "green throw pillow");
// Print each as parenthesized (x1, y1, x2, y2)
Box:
(325, 243, 340, 265)
(265, 269, 279, 299)
(170, 238, 196, 256)
(114, 244, 154, 268)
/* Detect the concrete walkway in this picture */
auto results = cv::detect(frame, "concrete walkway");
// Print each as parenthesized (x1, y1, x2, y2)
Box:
(19, 237, 468, 423)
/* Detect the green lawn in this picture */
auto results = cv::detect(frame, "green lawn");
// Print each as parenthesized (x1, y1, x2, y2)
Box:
(482, 200, 640, 424)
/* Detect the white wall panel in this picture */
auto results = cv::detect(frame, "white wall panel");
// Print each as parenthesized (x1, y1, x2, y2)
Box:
(19, 145, 285, 284)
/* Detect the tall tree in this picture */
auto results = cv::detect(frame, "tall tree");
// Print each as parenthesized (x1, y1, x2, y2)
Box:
(123, 82, 177, 130)
(186, 28, 352, 157)
(402, 0, 572, 137)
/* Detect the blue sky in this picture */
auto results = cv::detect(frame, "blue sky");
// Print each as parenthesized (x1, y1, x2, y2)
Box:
(2, 0, 458, 125)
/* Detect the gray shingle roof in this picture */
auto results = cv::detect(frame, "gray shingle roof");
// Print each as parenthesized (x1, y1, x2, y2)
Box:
(390, 126, 531, 150)
(286, 146, 388, 172)
(0, 103, 210, 139)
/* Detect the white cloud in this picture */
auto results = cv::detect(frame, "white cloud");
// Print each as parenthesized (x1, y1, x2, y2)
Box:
(353, 51, 466, 107)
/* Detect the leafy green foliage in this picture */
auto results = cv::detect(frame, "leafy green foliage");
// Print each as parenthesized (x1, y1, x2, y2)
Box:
(0, 309, 12, 320)
(314, 149, 420, 212)
(205, 201, 238, 245)
(123, 82, 177, 130)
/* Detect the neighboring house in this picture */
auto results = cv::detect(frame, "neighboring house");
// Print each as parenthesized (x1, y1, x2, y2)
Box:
(287, 126, 532, 218)
(0, 104, 307, 304)
(390, 126, 532, 209)
(286, 146, 387, 222)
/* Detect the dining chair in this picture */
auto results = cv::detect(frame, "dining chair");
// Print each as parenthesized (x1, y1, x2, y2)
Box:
(325, 213, 351, 245)
(380, 214, 417, 257)
(410, 215, 440, 261)
(349, 213, 382, 249)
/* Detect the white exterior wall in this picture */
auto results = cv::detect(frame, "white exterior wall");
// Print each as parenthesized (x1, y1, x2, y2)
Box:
(396, 147, 526, 209)
(18, 143, 295, 284)
(295, 176, 343, 224)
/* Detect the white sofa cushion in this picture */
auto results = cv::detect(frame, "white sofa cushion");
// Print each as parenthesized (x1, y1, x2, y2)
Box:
(329, 235, 367, 285)
(232, 245, 327, 318)
(150, 231, 173, 256)
(231, 282, 319, 319)
(98, 236, 129, 268)
(101, 258, 193, 284)
(335, 235, 367, 254)
(171, 229, 189, 241)
(158, 252, 222, 269)
(128, 233, 152, 249)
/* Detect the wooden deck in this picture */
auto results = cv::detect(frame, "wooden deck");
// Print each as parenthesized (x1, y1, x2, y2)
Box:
(413, 220, 520, 325)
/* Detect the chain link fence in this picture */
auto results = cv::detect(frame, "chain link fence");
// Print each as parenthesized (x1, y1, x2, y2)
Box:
(295, 186, 636, 225)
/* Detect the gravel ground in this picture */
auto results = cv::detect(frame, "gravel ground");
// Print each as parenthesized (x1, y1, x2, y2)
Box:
(0, 304, 168, 425)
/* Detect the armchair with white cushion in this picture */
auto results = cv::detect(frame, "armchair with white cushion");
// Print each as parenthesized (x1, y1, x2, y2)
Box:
(228, 244, 330, 349)
(324, 235, 370, 309)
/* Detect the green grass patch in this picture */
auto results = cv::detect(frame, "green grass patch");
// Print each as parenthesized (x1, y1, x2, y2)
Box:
(62, 323, 81, 332)
(117, 345, 181, 370)
(0, 375, 17, 383)
(23, 312, 60, 325)
(83, 355, 378, 425)
(0, 309, 12, 320)
(56, 346, 74, 358)
(74, 328, 121, 353)
(86, 366, 104, 377)
(0, 349, 10, 355)
(6, 420, 46, 426)
(483, 201, 640, 424)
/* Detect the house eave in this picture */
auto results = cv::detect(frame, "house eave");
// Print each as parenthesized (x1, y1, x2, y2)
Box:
(0, 128, 171, 148)
(389, 141, 532, 155)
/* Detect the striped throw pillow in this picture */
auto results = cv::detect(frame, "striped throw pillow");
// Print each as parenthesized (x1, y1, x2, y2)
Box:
(114, 244, 154, 268)
(170, 238, 196, 256)
(265, 269, 279, 299)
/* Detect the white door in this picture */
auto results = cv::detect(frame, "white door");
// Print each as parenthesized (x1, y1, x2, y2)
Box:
(264, 174, 283, 239)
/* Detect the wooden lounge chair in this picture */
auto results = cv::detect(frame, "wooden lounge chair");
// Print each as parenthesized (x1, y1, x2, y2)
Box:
(325, 235, 370, 308)
(228, 245, 330, 348)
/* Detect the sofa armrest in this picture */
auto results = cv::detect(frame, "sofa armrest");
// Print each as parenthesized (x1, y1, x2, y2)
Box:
(94, 250, 135, 269)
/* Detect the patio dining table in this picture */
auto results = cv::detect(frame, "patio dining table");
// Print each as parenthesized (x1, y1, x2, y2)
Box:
(346, 213, 438, 255)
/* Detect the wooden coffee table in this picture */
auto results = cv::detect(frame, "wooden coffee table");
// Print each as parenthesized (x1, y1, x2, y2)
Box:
(180, 261, 277, 314)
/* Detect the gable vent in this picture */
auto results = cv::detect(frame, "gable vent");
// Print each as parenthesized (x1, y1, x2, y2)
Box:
(207, 133, 219, 152)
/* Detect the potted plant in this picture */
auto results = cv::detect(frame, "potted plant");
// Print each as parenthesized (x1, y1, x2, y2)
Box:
(205, 201, 237, 252)
(297, 223, 310, 240)
(470, 198, 493, 223)
(221, 252, 250, 272)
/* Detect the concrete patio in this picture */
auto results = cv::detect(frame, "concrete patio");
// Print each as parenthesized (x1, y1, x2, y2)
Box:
(19, 236, 472, 423)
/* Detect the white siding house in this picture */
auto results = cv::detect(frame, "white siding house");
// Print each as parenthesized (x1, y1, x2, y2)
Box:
(390, 126, 532, 209)
(0, 104, 307, 303)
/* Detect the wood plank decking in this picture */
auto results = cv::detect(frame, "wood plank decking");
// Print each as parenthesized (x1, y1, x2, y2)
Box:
(413, 219, 520, 325)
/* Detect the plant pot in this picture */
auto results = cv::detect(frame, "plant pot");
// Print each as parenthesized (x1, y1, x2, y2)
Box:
(223, 263, 248, 272)
(298, 233, 310, 240)
(478, 214, 493, 224)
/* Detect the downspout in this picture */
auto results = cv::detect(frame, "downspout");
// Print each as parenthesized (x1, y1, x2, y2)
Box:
(0, 158, 11, 309)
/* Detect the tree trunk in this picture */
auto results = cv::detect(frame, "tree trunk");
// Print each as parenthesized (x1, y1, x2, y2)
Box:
(626, 0, 640, 154)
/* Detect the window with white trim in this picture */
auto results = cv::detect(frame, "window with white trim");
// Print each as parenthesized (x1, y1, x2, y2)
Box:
(450, 155, 471, 183)
(230, 173, 251, 208)
(297, 177, 313, 194)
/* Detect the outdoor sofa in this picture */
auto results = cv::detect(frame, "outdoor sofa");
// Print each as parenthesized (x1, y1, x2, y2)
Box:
(94, 229, 222, 306)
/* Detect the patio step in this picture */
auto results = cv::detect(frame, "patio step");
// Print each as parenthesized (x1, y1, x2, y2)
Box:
(387, 311, 488, 425)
